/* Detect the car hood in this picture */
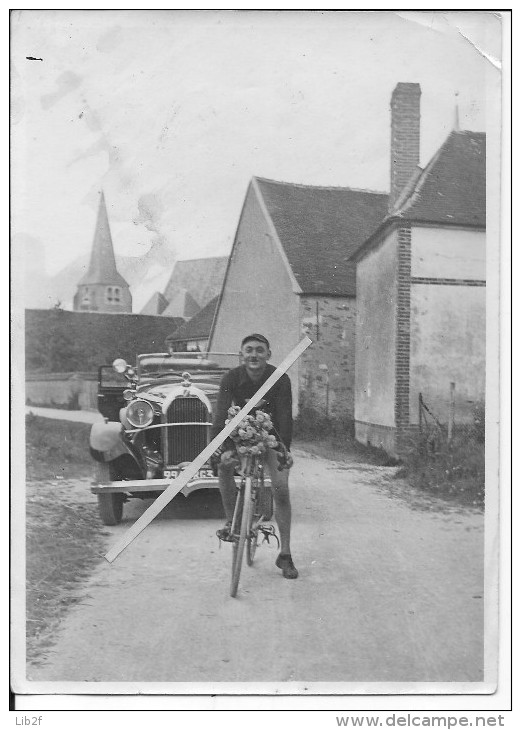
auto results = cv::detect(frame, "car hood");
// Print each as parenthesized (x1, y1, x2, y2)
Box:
(136, 379, 220, 405)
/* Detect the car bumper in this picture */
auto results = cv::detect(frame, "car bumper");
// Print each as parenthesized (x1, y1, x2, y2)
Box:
(91, 476, 272, 498)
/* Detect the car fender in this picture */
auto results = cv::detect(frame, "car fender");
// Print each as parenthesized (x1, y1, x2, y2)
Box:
(89, 421, 128, 462)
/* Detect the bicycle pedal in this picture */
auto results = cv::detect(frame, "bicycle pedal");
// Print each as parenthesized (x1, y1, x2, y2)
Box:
(258, 524, 279, 547)
(216, 529, 236, 545)
(259, 523, 276, 534)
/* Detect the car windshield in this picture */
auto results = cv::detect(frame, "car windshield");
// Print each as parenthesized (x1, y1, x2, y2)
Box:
(138, 354, 224, 378)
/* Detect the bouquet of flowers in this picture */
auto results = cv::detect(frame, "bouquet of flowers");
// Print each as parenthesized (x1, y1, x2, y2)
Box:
(225, 406, 279, 456)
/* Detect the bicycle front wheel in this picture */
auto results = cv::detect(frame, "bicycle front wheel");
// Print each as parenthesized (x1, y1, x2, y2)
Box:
(246, 470, 263, 566)
(245, 490, 258, 567)
(230, 476, 252, 598)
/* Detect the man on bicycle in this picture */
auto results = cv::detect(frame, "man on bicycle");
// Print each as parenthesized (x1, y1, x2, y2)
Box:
(211, 333, 298, 579)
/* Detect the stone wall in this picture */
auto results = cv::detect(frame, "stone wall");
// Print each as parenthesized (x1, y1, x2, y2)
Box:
(26, 372, 98, 411)
(298, 295, 356, 424)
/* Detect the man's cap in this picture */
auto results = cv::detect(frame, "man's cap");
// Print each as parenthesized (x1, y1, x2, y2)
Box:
(241, 333, 270, 349)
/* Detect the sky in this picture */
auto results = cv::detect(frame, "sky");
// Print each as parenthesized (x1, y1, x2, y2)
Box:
(11, 10, 501, 280)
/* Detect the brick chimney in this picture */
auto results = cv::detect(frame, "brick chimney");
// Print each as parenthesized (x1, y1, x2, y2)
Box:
(389, 82, 421, 210)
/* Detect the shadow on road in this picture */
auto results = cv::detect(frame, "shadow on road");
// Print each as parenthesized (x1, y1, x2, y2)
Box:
(123, 489, 225, 523)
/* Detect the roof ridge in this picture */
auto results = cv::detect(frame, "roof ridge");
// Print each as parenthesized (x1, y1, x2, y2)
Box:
(456, 129, 486, 137)
(175, 255, 228, 263)
(253, 175, 388, 197)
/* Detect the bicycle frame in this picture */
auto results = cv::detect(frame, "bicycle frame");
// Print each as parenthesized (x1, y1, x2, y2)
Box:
(229, 453, 275, 597)
(230, 455, 264, 530)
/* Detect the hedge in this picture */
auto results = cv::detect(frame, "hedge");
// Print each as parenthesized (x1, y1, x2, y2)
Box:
(25, 309, 184, 373)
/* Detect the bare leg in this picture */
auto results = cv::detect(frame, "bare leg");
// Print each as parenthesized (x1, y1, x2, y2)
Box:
(218, 461, 238, 522)
(265, 449, 291, 555)
(273, 487, 292, 555)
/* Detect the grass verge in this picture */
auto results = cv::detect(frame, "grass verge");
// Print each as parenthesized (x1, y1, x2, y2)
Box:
(26, 412, 94, 481)
(25, 415, 108, 665)
(294, 410, 484, 507)
(395, 432, 485, 507)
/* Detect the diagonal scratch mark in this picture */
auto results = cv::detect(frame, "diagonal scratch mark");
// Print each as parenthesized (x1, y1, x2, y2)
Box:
(455, 25, 501, 70)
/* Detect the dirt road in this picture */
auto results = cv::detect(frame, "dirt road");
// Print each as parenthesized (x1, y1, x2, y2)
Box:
(25, 406, 103, 424)
(28, 449, 484, 684)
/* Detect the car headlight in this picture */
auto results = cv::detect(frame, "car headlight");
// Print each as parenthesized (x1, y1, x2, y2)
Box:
(126, 399, 154, 428)
(113, 358, 128, 374)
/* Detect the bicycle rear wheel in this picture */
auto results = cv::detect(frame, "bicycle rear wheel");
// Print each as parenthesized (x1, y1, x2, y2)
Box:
(230, 476, 252, 598)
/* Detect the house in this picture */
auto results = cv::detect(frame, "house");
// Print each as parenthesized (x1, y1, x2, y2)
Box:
(352, 83, 486, 455)
(139, 291, 169, 316)
(160, 289, 201, 320)
(73, 192, 132, 313)
(166, 296, 219, 352)
(139, 255, 228, 320)
(208, 178, 388, 419)
(161, 256, 227, 312)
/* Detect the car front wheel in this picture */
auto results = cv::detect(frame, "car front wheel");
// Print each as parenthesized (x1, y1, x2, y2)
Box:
(97, 492, 125, 526)
(95, 462, 125, 525)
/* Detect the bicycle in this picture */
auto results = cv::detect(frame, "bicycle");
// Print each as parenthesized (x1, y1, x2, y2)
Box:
(229, 452, 277, 598)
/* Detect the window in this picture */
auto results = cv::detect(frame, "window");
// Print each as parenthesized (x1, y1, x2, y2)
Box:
(81, 288, 90, 305)
(105, 286, 121, 304)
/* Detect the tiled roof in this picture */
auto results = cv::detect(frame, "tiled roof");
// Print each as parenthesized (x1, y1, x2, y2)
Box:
(395, 130, 486, 225)
(162, 257, 228, 309)
(139, 291, 169, 316)
(166, 296, 218, 342)
(161, 289, 201, 319)
(254, 178, 388, 296)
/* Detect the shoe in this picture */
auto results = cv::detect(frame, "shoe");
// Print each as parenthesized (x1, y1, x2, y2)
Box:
(275, 553, 299, 579)
(216, 521, 234, 542)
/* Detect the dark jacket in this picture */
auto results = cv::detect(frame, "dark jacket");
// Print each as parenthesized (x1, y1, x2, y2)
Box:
(211, 364, 293, 449)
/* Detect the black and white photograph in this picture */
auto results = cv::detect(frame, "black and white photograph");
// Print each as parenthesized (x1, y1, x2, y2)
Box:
(11, 9, 506, 705)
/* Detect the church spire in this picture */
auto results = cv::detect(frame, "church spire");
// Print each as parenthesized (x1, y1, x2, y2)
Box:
(74, 191, 132, 312)
(78, 191, 128, 287)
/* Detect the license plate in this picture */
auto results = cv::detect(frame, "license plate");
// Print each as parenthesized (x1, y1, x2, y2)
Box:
(163, 468, 214, 480)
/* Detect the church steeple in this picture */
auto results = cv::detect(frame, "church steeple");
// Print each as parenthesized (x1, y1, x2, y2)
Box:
(73, 191, 132, 312)
(78, 191, 128, 287)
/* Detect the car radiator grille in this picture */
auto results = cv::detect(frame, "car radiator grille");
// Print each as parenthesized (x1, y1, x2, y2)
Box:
(164, 397, 210, 465)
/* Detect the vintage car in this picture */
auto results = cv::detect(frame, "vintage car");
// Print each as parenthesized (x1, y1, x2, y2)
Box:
(89, 351, 250, 525)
